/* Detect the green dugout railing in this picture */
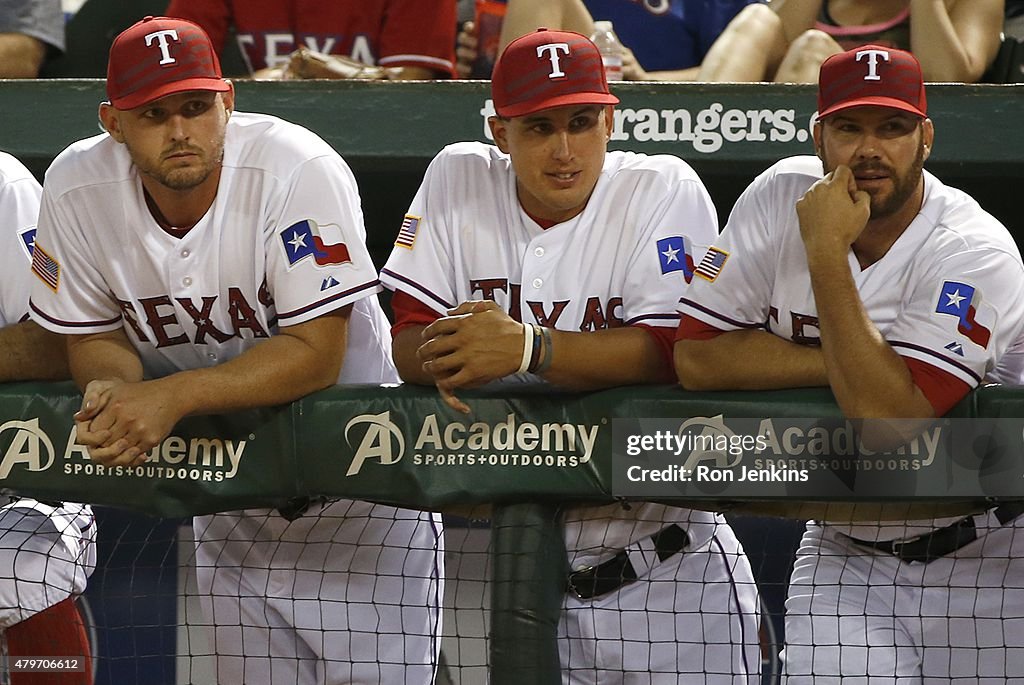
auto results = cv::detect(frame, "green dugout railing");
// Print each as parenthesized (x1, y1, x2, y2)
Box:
(5, 382, 1023, 514)
(2, 382, 1023, 683)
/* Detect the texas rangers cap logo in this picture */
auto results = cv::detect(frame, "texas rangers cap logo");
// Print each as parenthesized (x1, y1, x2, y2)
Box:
(144, 29, 181, 65)
(536, 42, 570, 81)
(855, 48, 890, 81)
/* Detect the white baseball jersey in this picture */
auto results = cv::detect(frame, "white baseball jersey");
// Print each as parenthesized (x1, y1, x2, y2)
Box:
(0, 152, 97, 628)
(0, 152, 42, 327)
(680, 155, 1024, 539)
(381, 142, 716, 331)
(29, 112, 396, 384)
(381, 141, 720, 555)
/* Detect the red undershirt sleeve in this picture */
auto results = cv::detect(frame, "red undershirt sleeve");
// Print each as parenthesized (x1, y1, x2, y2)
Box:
(675, 313, 726, 341)
(390, 290, 442, 337)
(903, 357, 973, 417)
(633, 323, 677, 377)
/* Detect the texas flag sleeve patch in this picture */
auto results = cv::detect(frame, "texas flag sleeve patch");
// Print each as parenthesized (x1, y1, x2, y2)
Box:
(656, 235, 696, 282)
(935, 280, 992, 349)
(280, 219, 351, 268)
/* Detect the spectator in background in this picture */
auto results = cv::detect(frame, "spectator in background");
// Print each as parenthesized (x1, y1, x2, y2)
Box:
(458, 0, 762, 79)
(698, 0, 1005, 82)
(0, 0, 64, 77)
(165, 0, 456, 79)
(0, 150, 96, 685)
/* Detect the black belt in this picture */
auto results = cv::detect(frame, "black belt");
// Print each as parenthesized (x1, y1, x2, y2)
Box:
(566, 524, 690, 600)
(8, 495, 64, 509)
(847, 501, 1024, 564)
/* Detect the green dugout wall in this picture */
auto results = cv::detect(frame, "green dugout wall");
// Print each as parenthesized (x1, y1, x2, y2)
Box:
(0, 80, 1021, 267)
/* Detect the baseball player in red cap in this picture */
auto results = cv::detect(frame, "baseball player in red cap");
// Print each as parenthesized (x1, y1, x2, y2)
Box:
(381, 28, 760, 683)
(677, 45, 1024, 681)
(29, 16, 443, 684)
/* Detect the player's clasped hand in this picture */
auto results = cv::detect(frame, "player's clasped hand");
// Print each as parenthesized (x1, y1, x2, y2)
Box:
(796, 164, 871, 259)
(417, 300, 527, 414)
(74, 378, 181, 467)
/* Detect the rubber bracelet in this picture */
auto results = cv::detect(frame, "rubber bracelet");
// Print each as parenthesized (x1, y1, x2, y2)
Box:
(527, 324, 543, 373)
(516, 322, 534, 375)
(534, 326, 554, 375)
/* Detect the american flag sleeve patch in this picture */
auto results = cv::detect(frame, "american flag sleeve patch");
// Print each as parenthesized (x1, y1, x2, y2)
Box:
(695, 246, 729, 282)
(395, 214, 420, 249)
(31, 243, 61, 291)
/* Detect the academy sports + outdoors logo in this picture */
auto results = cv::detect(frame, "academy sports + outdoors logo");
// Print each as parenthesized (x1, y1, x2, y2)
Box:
(0, 418, 246, 483)
(344, 411, 601, 476)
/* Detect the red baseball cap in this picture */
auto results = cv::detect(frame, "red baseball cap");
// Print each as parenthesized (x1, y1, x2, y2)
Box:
(106, 16, 230, 110)
(817, 45, 927, 119)
(491, 28, 619, 118)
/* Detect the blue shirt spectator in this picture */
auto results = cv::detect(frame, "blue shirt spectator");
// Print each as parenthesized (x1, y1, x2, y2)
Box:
(585, 0, 760, 72)
(0, 0, 64, 77)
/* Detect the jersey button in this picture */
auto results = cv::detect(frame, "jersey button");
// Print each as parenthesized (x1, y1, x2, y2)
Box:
(532, 278, 543, 289)
(207, 353, 217, 361)
(182, 277, 193, 287)
(181, 249, 190, 258)
(534, 247, 545, 257)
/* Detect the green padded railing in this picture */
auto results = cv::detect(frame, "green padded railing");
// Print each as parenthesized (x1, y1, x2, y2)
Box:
(2, 381, 1022, 683)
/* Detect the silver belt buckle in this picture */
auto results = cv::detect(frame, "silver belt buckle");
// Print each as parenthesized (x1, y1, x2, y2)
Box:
(566, 565, 595, 600)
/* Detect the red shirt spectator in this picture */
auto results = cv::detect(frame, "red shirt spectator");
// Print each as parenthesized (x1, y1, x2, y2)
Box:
(165, 0, 456, 78)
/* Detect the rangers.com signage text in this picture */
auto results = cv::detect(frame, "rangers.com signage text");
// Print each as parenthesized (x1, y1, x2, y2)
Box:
(480, 99, 812, 153)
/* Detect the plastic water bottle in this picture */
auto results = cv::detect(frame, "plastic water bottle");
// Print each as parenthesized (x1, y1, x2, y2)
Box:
(589, 20, 624, 82)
